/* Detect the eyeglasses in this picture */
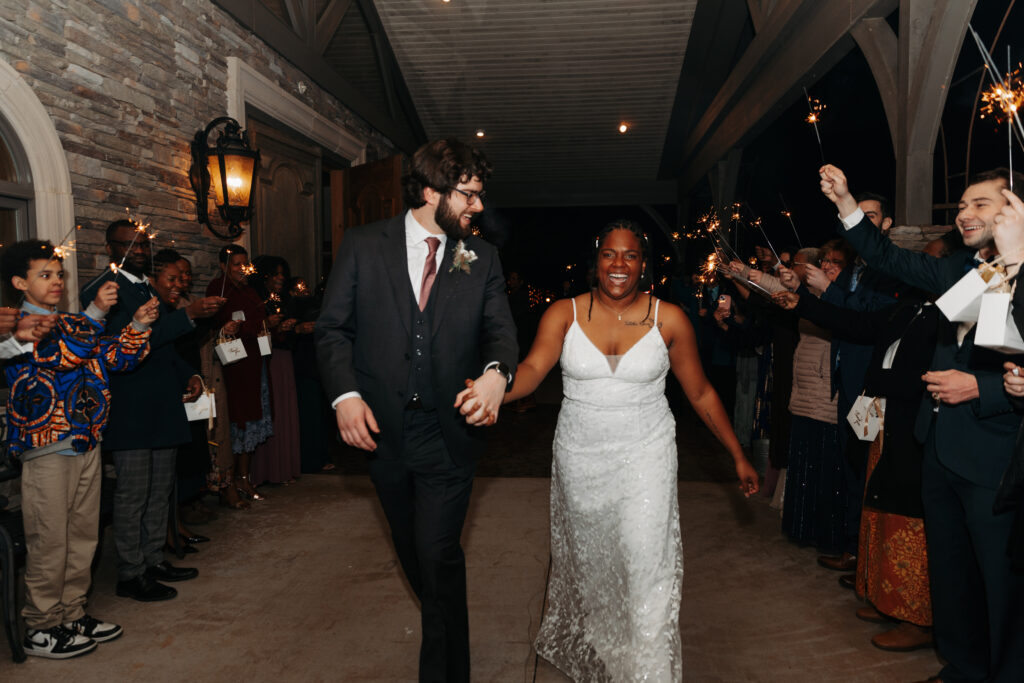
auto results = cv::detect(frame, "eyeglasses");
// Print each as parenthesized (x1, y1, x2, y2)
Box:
(451, 188, 486, 205)
(820, 258, 846, 268)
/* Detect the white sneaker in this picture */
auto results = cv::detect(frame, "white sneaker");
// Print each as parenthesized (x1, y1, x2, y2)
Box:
(64, 614, 123, 643)
(24, 625, 96, 659)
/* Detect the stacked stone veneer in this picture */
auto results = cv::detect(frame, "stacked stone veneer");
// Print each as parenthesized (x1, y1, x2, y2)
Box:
(888, 224, 956, 252)
(0, 0, 396, 290)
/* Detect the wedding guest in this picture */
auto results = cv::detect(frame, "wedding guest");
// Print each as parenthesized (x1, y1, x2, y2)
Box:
(81, 220, 223, 602)
(285, 276, 333, 473)
(250, 255, 301, 486)
(175, 255, 240, 509)
(820, 164, 1024, 682)
(815, 194, 902, 576)
(151, 250, 212, 555)
(4, 239, 154, 657)
(750, 245, 849, 553)
(773, 287, 937, 652)
(206, 245, 279, 502)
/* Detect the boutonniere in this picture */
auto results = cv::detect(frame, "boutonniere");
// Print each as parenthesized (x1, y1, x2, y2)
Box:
(449, 240, 478, 274)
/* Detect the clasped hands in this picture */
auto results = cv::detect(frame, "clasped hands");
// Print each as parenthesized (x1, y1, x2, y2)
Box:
(335, 370, 507, 452)
(0, 307, 57, 343)
(454, 370, 508, 427)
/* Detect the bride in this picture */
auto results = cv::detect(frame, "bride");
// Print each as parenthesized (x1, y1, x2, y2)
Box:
(459, 220, 758, 681)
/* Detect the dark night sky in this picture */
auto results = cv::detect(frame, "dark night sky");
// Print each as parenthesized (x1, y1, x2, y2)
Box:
(480, 3, 1024, 297)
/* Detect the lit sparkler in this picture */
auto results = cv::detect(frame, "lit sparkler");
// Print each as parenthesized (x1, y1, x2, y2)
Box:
(803, 87, 826, 164)
(969, 24, 1024, 190)
(778, 193, 803, 248)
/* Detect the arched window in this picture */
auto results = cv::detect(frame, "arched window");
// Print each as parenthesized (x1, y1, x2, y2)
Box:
(0, 113, 34, 305)
(0, 111, 33, 246)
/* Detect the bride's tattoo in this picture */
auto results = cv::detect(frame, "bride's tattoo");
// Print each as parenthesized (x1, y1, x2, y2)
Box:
(624, 320, 663, 329)
(703, 409, 723, 439)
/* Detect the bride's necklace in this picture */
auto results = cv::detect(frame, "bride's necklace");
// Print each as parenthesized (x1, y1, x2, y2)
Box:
(593, 291, 640, 321)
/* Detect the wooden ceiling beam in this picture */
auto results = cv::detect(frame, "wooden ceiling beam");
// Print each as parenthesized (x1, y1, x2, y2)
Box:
(676, 0, 898, 192)
(315, 0, 354, 54)
(212, 0, 426, 153)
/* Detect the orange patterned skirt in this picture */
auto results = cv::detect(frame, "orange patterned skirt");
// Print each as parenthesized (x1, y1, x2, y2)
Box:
(855, 435, 932, 626)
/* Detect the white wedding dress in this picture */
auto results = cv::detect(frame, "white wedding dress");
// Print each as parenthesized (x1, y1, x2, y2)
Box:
(535, 298, 683, 682)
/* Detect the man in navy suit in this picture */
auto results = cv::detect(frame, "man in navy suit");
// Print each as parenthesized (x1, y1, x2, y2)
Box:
(315, 139, 517, 682)
(820, 165, 1024, 683)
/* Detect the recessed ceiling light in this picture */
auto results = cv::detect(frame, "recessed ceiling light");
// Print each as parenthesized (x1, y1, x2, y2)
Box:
(475, 129, 485, 138)
(618, 122, 629, 134)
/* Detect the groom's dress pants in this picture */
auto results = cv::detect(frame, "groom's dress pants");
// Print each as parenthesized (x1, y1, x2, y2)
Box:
(369, 407, 475, 683)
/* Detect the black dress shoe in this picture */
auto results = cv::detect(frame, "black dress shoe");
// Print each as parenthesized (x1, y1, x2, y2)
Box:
(116, 575, 177, 602)
(180, 533, 210, 544)
(838, 573, 855, 590)
(145, 561, 198, 583)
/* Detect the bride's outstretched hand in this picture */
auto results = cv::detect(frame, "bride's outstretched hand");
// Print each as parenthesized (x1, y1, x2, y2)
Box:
(735, 459, 760, 498)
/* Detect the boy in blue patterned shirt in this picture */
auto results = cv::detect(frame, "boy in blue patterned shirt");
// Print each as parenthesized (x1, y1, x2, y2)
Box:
(2, 239, 157, 659)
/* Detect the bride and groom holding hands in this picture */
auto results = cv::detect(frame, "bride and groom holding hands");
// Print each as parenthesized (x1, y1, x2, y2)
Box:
(315, 137, 759, 682)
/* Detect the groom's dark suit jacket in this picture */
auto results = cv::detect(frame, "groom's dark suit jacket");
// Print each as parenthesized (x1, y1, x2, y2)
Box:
(315, 214, 518, 464)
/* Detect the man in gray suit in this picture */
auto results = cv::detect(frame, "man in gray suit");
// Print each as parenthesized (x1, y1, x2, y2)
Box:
(315, 138, 517, 682)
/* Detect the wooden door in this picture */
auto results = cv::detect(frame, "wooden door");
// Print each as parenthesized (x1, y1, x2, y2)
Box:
(329, 154, 403, 260)
(249, 120, 322, 283)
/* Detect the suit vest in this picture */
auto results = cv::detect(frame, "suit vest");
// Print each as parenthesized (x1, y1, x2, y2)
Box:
(405, 283, 439, 409)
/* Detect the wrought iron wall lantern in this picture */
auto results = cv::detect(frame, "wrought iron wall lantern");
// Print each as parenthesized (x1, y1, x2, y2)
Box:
(189, 116, 260, 240)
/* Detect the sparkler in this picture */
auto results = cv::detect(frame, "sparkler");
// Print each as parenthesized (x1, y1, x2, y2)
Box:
(969, 23, 1024, 189)
(803, 87, 826, 164)
(778, 193, 803, 247)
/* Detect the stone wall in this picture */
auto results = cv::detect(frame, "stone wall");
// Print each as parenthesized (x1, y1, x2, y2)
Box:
(0, 0, 396, 290)
(888, 224, 957, 252)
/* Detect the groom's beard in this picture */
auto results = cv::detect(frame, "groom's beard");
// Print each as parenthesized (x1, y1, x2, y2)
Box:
(435, 194, 469, 240)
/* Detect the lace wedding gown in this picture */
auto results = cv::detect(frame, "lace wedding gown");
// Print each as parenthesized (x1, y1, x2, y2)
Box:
(536, 298, 683, 682)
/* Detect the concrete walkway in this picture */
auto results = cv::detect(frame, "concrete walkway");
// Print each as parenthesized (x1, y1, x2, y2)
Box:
(0, 474, 940, 681)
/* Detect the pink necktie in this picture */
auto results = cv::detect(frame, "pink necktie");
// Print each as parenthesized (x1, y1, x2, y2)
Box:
(419, 237, 441, 311)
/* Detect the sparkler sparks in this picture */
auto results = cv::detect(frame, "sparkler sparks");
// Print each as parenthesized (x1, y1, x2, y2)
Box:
(803, 87, 826, 163)
(979, 67, 1024, 124)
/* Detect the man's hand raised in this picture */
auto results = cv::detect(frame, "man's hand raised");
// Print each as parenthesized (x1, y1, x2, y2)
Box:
(335, 396, 380, 451)
(994, 189, 1024, 276)
(819, 164, 859, 218)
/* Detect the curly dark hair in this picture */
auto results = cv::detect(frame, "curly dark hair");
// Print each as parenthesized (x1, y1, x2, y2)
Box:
(2, 239, 59, 282)
(401, 138, 492, 209)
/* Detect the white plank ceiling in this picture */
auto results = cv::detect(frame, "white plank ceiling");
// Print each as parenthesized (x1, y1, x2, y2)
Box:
(373, 0, 696, 185)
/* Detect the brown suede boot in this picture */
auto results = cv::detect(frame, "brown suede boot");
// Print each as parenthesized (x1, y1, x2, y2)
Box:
(870, 622, 933, 652)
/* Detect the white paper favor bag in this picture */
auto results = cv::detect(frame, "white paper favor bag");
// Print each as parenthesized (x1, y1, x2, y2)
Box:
(847, 394, 885, 442)
(975, 292, 1024, 353)
(215, 337, 247, 365)
(936, 268, 1002, 322)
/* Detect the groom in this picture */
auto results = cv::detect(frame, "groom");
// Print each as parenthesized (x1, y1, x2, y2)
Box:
(315, 138, 517, 682)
